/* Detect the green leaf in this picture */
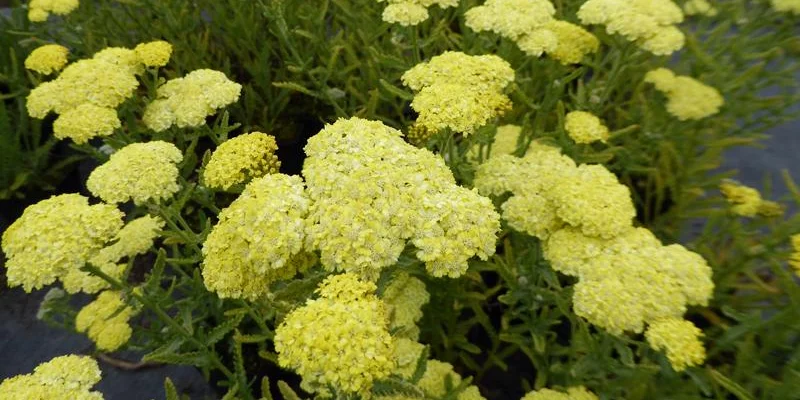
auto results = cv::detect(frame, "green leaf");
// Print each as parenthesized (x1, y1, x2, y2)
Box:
(707, 368, 755, 400)
(272, 81, 320, 98)
(371, 378, 425, 398)
(378, 79, 413, 101)
(164, 378, 180, 400)
(261, 377, 274, 400)
(277, 381, 304, 400)
(143, 351, 209, 367)
(206, 313, 244, 346)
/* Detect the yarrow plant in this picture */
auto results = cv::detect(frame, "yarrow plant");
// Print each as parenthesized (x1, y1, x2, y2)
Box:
(2, 0, 800, 399)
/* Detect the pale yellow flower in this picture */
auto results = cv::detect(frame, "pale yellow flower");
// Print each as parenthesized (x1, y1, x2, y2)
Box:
(76, 291, 134, 351)
(202, 132, 281, 190)
(0, 355, 103, 400)
(134, 40, 173, 67)
(87, 141, 183, 205)
(25, 44, 69, 74)
(645, 317, 706, 371)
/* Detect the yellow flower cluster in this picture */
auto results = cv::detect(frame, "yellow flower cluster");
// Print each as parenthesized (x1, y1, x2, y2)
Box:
(569, 240, 713, 338)
(382, 272, 430, 340)
(401, 52, 514, 134)
(52, 103, 122, 143)
(26, 49, 141, 143)
(684, 0, 718, 16)
(62, 215, 165, 293)
(1, 194, 123, 293)
(274, 273, 395, 395)
(772, 0, 800, 14)
(465, 0, 599, 64)
(719, 180, 784, 218)
(521, 386, 598, 400)
(564, 111, 609, 144)
(578, 0, 685, 55)
(24, 44, 69, 75)
(202, 174, 310, 300)
(87, 141, 183, 205)
(476, 143, 712, 368)
(28, 0, 79, 22)
(143, 69, 242, 131)
(790, 234, 800, 277)
(202, 132, 281, 190)
(76, 291, 134, 351)
(0, 355, 103, 400)
(474, 144, 635, 239)
(644, 68, 724, 120)
(303, 117, 500, 280)
(133, 40, 173, 67)
(645, 317, 706, 371)
(377, 0, 458, 26)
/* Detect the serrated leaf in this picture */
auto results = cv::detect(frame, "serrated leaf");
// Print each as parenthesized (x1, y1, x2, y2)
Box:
(234, 332, 273, 343)
(708, 368, 755, 400)
(206, 314, 244, 345)
(144, 351, 209, 367)
(371, 378, 425, 398)
(277, 381, 304, 400)
(272, 81, 319, 98)
(410, 346, 429, 384)
(164, 378, 180, 400)
(261, 377, 273, 400)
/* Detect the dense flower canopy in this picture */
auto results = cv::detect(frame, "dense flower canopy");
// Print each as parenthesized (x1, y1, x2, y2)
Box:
(0, 355, 103, 400)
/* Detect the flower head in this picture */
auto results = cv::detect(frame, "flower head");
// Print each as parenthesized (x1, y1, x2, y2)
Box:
(578, 0, 685, 55)
(381, 273, 430, 339)
(0, 355, 103, 400)
(202, 174, 310, 300)
(25, 44, 69, 74)
(134, 40, 173, 67)
(304, 117, 499, 280)
(645, 317, 706, 371)
(75, 291, 134, 351)
(772, 0, 800, 14)
(402, 52, 514, 134)
(143, 69, 242, 131)
(27, 57, 138, 118)
(28, 0, 79, 22)
(564, 111, 609, 144)
(521, 386, 598, 400)
(93, 47, 144, 75)
(719, 180, 765, 217)
(1, 194, 123, 292)
(52, 104, 121, 144)
(274, 273, 395, 395)
(644, 68, 724, 120)
(376, 0, 458, 26)
(684, 0, 718, 16)
(87, 141, 183, 205)
(203, 132, 281, 190)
